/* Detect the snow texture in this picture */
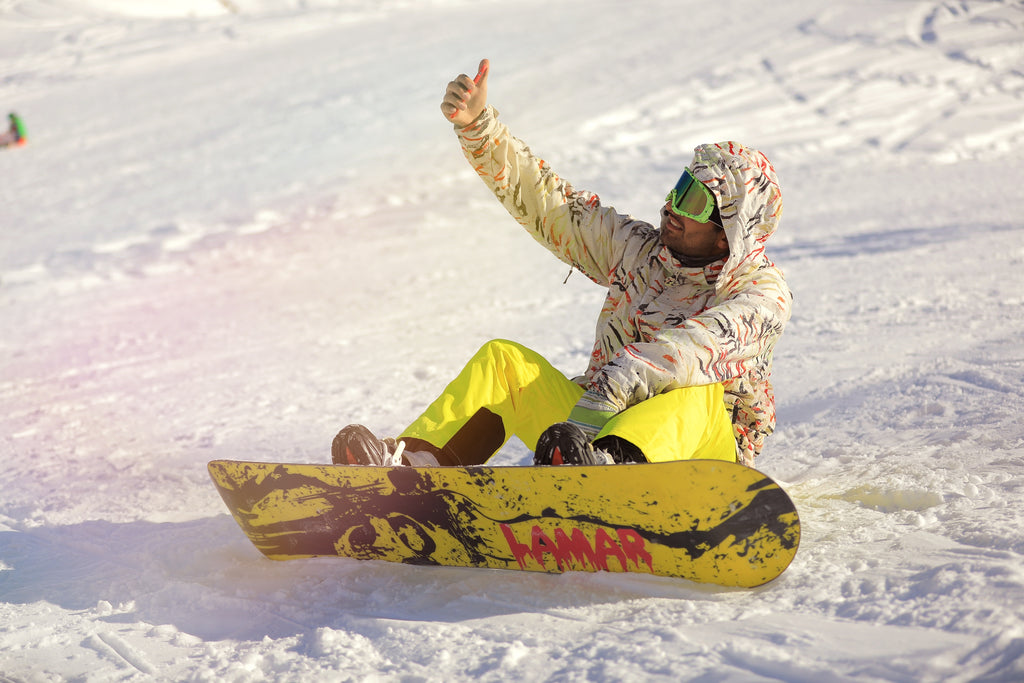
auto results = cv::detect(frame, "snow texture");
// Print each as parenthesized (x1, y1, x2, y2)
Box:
(1, 0, 1023, 680)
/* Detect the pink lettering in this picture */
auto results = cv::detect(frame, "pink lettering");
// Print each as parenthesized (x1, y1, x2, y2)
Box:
(501, 523, 532, 569)
(500, 523, 654, 574)
(554, 527, 598, 570)
(616, 528, 654, 571)
(530, 527, 560, 567)
(593, 528, 628, 571)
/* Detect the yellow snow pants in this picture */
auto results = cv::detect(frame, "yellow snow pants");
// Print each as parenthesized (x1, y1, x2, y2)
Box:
(399, 339, 736, 466)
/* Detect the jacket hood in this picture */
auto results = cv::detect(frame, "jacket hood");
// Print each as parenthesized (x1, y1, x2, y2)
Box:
(689, 142, 783, 282)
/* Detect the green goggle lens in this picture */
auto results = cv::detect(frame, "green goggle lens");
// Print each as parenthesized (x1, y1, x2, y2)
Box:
(665, 169, 716, 222)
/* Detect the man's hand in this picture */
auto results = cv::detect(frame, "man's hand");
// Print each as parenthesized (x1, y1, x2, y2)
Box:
(441, 59, 489, 126)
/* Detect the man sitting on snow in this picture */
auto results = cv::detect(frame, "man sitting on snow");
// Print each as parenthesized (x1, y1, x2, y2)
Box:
(333, 59, 791, 468)
(0, 112, 26, 148)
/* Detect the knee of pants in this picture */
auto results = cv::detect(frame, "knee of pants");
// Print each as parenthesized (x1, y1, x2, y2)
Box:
(400, 339, 582, 458)
(468, 339, 582, 449)
(470, 339, 535, 374)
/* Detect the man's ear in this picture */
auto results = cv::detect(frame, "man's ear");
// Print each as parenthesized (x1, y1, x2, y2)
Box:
(716, 229, 730, 253)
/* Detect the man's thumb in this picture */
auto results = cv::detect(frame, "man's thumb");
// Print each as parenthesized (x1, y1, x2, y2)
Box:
(474, 58, 489, 85)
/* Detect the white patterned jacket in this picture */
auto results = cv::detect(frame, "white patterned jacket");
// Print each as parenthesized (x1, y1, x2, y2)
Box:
(456, 107, 792, 465)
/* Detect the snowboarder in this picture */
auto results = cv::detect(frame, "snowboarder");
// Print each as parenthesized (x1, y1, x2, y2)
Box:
(0, 112, 26, 148)
(334, 59, 792, 468)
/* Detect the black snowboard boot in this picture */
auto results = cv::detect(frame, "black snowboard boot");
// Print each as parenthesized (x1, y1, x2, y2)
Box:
(533, 422, 614, 465)
(332, 424, 400, 466)
(593, 435, 648, 464)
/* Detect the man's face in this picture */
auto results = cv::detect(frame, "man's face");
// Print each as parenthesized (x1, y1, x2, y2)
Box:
(659, 204, 730, 261)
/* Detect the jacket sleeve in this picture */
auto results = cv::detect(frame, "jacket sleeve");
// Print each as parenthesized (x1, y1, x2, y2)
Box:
(586, 271, 791, 411)
(456, 106, 643, 285)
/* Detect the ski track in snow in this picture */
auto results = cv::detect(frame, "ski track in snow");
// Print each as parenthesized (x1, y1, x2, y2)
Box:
(1, 0, 1024, 680)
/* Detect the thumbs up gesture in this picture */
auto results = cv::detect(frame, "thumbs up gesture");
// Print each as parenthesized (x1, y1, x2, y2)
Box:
(441, 59, 489, 126)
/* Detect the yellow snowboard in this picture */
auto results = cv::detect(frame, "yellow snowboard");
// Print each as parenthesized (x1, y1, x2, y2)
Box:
(209, 459, 799, 588)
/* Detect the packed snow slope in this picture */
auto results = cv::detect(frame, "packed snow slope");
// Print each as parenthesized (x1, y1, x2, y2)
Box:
(2, 0, 1024, 680)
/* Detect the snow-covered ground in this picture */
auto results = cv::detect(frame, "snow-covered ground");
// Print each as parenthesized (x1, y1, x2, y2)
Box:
(2, 0, 1023, 679)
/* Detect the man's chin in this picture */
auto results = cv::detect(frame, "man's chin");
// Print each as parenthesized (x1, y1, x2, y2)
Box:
(659, 233, 682, 253)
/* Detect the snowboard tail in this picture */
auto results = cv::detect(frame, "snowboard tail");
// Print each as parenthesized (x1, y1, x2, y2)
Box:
(208, 459, 799, 587)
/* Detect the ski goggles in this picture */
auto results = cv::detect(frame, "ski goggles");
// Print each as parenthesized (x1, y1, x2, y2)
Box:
(665, 169, 717, 223)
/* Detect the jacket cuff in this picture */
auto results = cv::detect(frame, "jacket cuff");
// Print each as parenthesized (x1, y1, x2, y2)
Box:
(567, 406, 614, 439)
(568, 390, 620, 439)
(455, 105, 499, 138)
(575, 388, 621, 415)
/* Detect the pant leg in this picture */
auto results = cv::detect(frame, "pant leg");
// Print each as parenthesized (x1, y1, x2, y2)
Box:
(399, 339, 583, 465)
(597, 383, 736, 463)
